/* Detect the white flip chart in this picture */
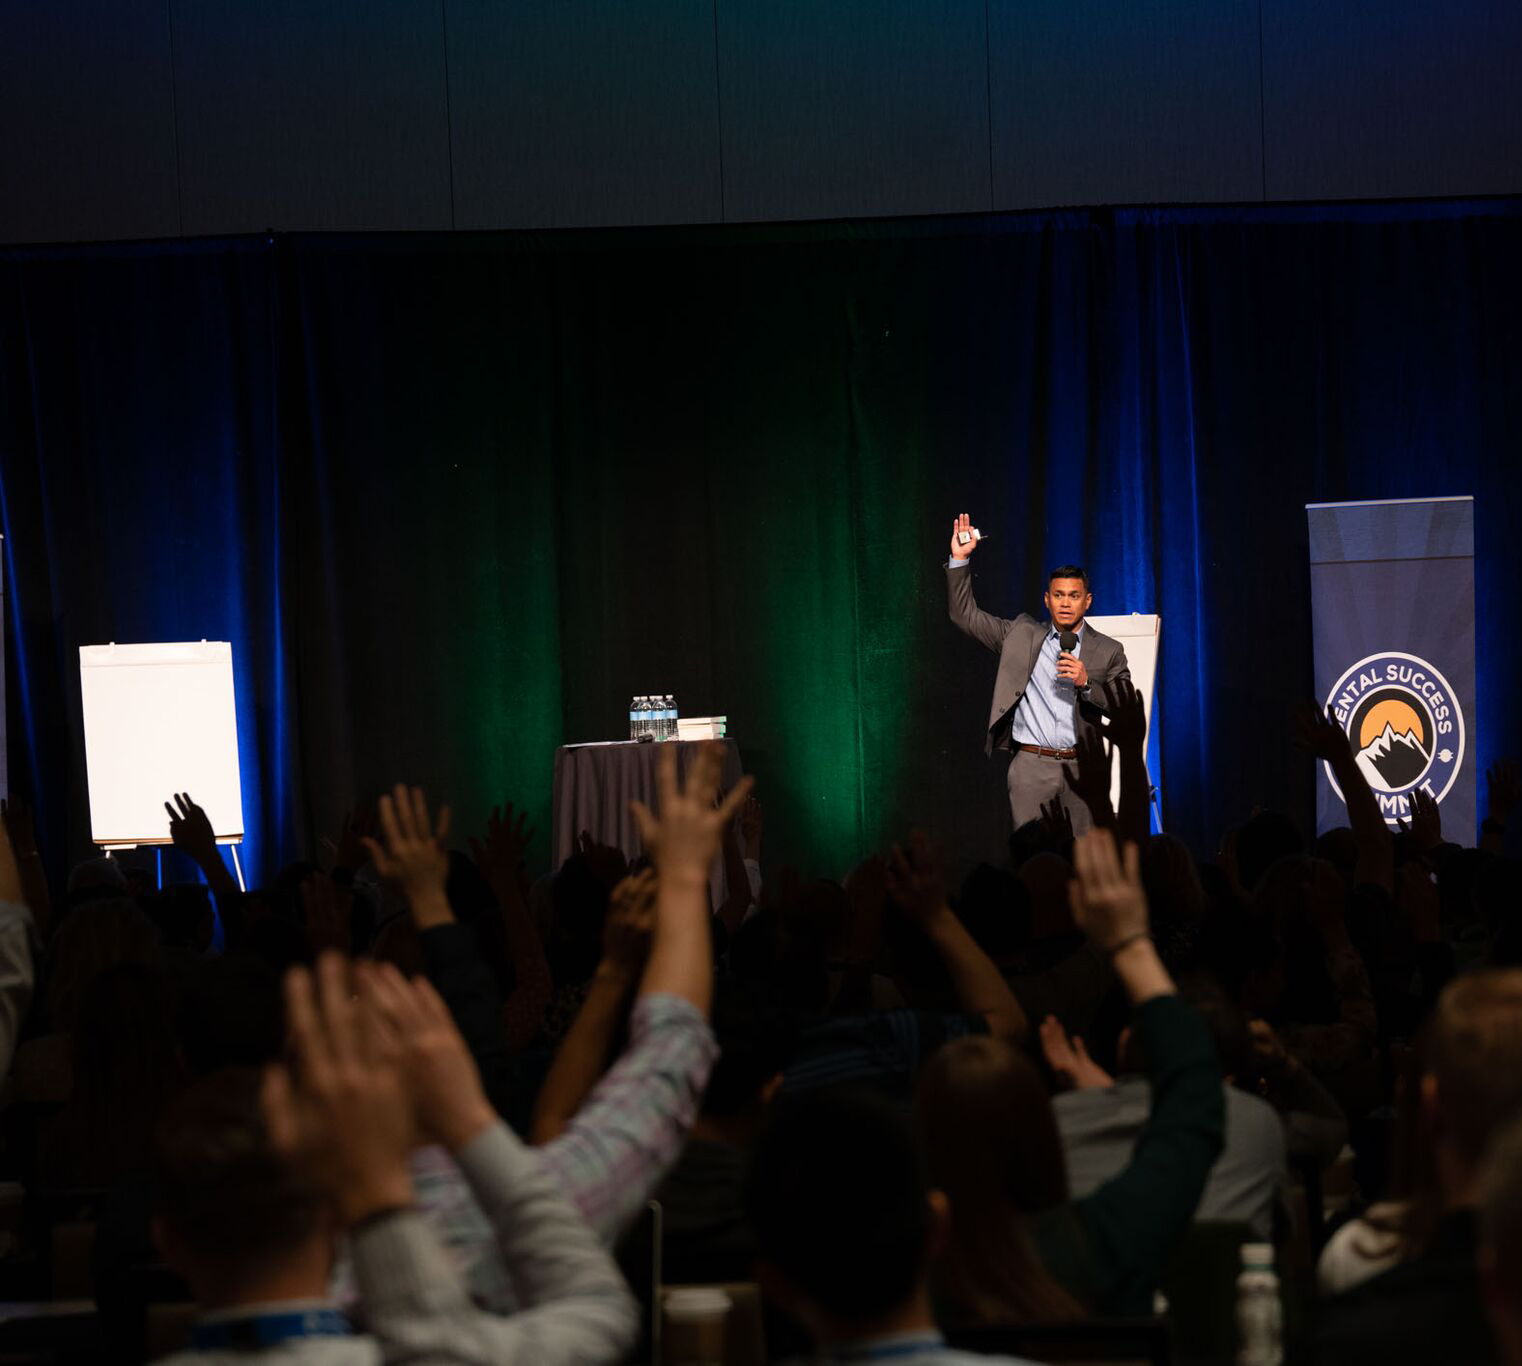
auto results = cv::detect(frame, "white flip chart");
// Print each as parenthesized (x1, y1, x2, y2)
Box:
(79, 641, 245, 848)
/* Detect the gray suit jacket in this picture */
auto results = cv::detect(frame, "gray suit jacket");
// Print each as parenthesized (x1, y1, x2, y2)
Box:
(946, 564, 1131, 754)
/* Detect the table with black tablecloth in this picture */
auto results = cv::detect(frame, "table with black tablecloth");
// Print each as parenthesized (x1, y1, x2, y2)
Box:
(551, 739, 745, 904)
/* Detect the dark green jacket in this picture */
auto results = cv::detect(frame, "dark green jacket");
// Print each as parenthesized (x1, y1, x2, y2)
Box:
(1029, 994, 1225, 1316)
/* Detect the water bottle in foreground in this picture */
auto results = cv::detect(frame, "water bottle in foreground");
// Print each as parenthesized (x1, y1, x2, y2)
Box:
(1236, 1242, 1282, 1366)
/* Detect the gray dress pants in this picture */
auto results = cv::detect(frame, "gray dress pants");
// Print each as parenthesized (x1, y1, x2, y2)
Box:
(1007, 747, 1093, 836)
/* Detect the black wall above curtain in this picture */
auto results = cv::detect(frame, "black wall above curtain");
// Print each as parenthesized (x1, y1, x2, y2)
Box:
(2, 199, 1519, 889)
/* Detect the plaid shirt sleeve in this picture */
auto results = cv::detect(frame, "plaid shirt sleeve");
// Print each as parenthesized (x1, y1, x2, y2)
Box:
(537, 992, 719, 1244)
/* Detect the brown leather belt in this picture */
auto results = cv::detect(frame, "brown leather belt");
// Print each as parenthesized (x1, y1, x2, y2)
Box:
(1018, 743, 1077, 760)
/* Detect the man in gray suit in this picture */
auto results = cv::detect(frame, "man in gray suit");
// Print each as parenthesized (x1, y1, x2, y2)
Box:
(946, 513, 1130, 835)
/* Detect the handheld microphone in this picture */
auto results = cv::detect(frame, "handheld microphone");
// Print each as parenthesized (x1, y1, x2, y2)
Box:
(1058, 630, 1078, 653)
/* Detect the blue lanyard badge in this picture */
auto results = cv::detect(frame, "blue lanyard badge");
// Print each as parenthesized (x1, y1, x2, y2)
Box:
(193, 1307, 353, 1351)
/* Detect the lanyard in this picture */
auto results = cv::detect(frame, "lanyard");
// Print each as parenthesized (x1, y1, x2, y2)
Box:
(834, 1332, 945, 1361)
(192, 1307, 353, 1351)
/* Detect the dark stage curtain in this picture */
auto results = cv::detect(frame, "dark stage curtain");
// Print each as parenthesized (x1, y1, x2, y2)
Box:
(2, 200, 1519, 888)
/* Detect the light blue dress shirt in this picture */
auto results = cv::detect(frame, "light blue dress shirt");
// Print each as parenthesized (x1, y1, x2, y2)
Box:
(947, 556, 1088, 750)
(1010, 620, 1085, 750)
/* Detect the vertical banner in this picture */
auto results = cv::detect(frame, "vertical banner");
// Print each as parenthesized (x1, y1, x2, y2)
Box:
(1307, 497, 1476, 842)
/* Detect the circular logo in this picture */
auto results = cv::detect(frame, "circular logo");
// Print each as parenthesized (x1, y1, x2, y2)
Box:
(1322, 651, 1464, 824)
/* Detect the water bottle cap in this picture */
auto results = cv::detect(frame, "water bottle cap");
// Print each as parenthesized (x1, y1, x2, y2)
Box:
(1240, 1242, 1275, 1268)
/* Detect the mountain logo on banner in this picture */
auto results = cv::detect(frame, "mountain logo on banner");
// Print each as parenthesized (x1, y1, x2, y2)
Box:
(1323, 652, 1464, 825)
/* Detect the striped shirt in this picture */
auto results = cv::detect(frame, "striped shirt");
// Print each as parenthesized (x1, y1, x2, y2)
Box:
(784, 1010, 988, 1100)
(332, 992, 717, 1312)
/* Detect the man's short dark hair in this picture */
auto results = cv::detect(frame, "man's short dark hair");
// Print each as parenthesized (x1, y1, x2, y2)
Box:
(702, 984, 797, 1119)
(155, 1068, 324, 1281)
(1048, 564, 1090, 592)
(746, 1088, 930, 1321)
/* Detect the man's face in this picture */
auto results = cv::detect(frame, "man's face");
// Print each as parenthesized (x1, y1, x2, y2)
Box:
(1044, 577, 1092, 629)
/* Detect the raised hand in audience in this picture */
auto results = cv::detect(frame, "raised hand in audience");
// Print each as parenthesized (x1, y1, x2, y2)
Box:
(630, 742, 751, 1018)
(363, 785, 452, 928)
(738, 792, 763, 860)
(300, 872, 354, 955)
(166, 791, 218, 864)
(1069, 828, 1146, 949)
(1040, 1014, 1115, 1090)
(530, 868, 656, 1143)
(1294, 701, 1393, 892)
(1104, 676, 1152, 848)
(323, 805, 377, 877)
(534, 757, 731, 1165)
(1483, 759, 1518, 852)
(1063, 729, 1116, 828)
(1039, 795, 1074, 844)
(262, 953, 416, 1223)
(888, 828, 1028, 1042)
(165, 791, 240, 900)
(629, 741, 752, 881)
(470, 801, 552, 1055)
(576, 830, 629, 891)
(885, 828, 949, 923)
(1293, 700, 1351, 762)
(358, 961, 497, 1152)
(1102, 675, 1148, 750)
(602, 869, 656, 975)
(1400, 787, 1442, 855)
(1069, 829, 1173, 1004)
(472, 803, 535, 896)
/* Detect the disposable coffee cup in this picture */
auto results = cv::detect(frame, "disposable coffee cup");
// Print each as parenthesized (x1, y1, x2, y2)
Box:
(663, 1286, 731, 1366)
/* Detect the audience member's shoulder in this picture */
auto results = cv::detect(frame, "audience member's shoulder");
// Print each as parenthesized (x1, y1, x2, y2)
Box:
(1224, 1086, 1288, 1151)
(1316, 1204, 1403, 1297)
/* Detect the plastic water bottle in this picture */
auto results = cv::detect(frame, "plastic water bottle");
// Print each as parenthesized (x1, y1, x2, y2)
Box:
(628, 696, 640, 741)
(664, 694, 679, 740)
(635, 695, 651, 739)
(1236, 1243, 1282, 1366)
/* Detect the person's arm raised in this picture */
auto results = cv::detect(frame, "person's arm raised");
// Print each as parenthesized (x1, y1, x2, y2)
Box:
(1482, 760, 1519, 854)
(1295, 702, 1393, 894)
(363, 785, 454, 928)
(1065, 831, 1225, 1314)
(1068, 828, 1173, 1005)
(631, 742, 752, 1013)
(470, 803, 553, 1054)
(166, 792, 242, 906)
(1104, 676, 1152, 850)
(945, 511, 1013, 654)
(354, 962, 639, 1363)
(526, 752, 743, 1237)
(1063, 730, 1118, 832)
(886, 829, 1029, 1044)
(530, 871, 653, 1144)
(363, 785, 514, 1120)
